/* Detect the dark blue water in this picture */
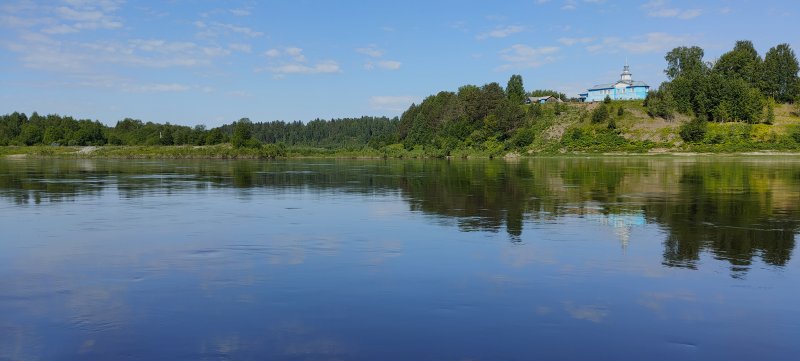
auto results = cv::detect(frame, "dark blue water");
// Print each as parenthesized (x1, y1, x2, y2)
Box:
(1, 158, 799, 360)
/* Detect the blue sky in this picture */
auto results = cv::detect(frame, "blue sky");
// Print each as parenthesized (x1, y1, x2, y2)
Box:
(1, 0, 797, 127)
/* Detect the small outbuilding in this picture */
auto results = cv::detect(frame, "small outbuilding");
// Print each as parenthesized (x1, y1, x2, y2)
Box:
(525, 96, 563, 104)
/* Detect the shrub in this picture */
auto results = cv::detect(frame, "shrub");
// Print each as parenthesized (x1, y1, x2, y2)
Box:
(790, 125, 800, 144)
(679, 118, 707, 142)
(591, 104, 610, 124)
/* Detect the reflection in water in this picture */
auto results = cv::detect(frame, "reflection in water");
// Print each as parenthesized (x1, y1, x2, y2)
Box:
(1, 157, 798, 275)
(1, 157, 799, 360)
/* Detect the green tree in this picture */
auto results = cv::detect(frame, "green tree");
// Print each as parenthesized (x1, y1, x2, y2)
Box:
(713, 40, 762, 87)
(206, 128, 225, 144)
(665, 46, 707, 80)
(761, 43, 800, 103)
(17, 123, 43, 145)
(231, 118, 254, 148)
(506, 74, 526, 104)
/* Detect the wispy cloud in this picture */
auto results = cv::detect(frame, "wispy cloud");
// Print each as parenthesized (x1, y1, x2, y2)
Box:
(586, 32, 692, 54)
(125, 83, 192, 93)
(357, 45, 401, 71)
(229, 43, 252, 53)
(5, 32, 233, 74)
(476, 25, 525, 40)
(370, 96, 417, 111)
(258, 47, 341, 76)
(365, 60, 402, 71)
(268, 61, 341, 75)
(561, 0, 577, 11)
(558, 37, 594, 46)
(355, 45, 384, 58)
(1, 0, 127, 35)
(229, 7, 251, 16)
(194, 20, 264, 38)
(642, 0, 702, 20)
(496, 44, 560, 71)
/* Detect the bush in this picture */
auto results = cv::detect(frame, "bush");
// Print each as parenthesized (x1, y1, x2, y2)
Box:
(645, 88, 676, 119)
(790, 125, 800, 144)
(764, 97, 776, 125)
(679, 118, 707, 142)
(509, 127, 535, 148)
(603, 95, 612, 104)
(591, 104, 610, 124)
(617, 107, 624, 116)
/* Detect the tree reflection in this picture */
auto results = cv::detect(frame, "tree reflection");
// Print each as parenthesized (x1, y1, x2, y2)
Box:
(1, 157, 798, 275)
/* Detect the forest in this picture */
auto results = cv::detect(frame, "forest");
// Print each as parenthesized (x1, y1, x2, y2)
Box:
(1, 40, 799, 155)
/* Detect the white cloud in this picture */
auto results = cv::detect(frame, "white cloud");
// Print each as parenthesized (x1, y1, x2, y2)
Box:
(285, 47, 306, 62)
(30, 0, 125, 34)
(558, 37, 594, 46)
(370, 96, 417, 111)
(258, 47, 341, 76)
(195, 21, 264, 38)
(496, 44, 560, 71)
(356, 45, 384, 58)
(586, 32, 692, 54)
(217, 22, 263, 37)
(127, 83, 191, 93)
(267, 61, 341, 75)
(229, 8, 251, 16)
(6, 31, 234, 74)
(264, 48, 281, 58)
(642, 0, 702, 20)
(228, 43, 251, 53)
(621, 32, 691, 53)
(357, 45, 401, 71)
(365, 60, 401, 71)
(377, 60, 401, 70)
(476, 25, 525, 40)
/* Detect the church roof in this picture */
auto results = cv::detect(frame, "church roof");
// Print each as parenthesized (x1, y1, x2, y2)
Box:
(588, 80, 649, 91)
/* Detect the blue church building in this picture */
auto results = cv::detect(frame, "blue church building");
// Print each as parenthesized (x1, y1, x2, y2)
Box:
(579, 64, 649, 102)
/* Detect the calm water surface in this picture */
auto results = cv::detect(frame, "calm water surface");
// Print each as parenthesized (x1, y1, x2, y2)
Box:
(1, 157, 799, 360)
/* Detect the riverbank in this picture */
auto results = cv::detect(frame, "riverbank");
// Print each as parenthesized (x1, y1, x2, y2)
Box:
(2, 144, 798, 160)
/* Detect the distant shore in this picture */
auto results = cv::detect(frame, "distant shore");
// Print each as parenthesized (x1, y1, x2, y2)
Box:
(2, 145, 798, 160)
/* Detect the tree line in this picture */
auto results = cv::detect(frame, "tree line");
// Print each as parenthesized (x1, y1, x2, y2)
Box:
(0, 112, 399, 149)
(646, 41, 799, 124)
